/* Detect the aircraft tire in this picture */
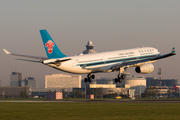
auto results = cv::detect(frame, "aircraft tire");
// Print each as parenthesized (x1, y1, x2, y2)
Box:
(88, 78, 92, 82)
(121, 74, 125, 79)
(118, 74, 121, 79)
(84, 78, 88, 82)
(114, 78, 118, 83)
(91, 75, 95, 79)
(119, 79, 122, 83)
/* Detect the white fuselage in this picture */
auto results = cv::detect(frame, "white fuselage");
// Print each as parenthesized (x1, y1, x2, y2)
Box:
(44, 47, 160, 74)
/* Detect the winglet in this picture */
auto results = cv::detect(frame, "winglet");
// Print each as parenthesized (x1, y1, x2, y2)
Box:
(3, 49, 11, 55)
(171, 47, 175, 54)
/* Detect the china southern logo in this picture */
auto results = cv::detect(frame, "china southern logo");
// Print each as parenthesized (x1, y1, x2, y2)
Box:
(45, 40, 54, 54)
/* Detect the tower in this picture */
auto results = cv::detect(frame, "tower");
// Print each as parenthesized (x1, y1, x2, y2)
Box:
(82, 41, 97, 54)
(158, 68, 162, 97)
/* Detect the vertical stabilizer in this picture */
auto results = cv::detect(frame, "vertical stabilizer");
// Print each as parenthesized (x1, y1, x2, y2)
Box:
(171, 47, 175, 54)
(40, 29, 67, 59)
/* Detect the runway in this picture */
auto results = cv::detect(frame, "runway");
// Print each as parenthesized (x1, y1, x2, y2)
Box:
(1, 99, 180, 103)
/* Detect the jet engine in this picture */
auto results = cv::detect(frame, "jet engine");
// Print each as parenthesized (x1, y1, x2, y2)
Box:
(135, 63, 154, 74)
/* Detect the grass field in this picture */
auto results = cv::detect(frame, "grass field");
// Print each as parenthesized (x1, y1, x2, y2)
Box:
(0, 102, 180, 120)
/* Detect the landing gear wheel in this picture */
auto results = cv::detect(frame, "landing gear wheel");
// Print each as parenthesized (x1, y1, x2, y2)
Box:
(114, 78, 122, 83)
(118, 74, 121, 79)
(121, 74, 125, 79)
(84, 73, 95, 83)
(84, 78, 88, 82)
(88, 78, 92, 82)
(114, 78, 118, 83)
(91, 75, 95, 79)
(88, 73, 95, 79)
(119, 79, 122, 83)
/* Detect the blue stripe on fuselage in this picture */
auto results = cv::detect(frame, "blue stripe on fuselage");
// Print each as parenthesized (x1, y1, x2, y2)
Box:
(78, 54, 160, 67)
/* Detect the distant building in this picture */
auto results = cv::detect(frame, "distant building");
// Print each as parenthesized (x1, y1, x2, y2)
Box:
(81, 78, 114, 88)
(25, 77, 36, 89)
(146, 77, 177, 87)
(83, 73, 146, 95)
(10, 72, 22, 87)
(0, 86, 29, 98)
(81, 41, 97, 54)
(45, 74, 81, 89)
(121, 74, 146, 95)
(21, 80, 25, 87)
(73, 87, 135, 98)
(30, 88, 63, 98)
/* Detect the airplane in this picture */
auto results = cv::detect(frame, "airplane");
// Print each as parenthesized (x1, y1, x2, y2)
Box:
(3, 29, 176, 83)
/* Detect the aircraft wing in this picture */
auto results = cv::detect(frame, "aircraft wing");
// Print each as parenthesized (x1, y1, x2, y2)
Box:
(150, 52, 175, 61)
(3, 49, 48, 62)
(111, 47, 176, 71)
(111, 59, 150, 71)
(150, 47, 176, 61)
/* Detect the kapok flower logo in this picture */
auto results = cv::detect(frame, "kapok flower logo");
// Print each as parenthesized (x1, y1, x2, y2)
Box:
(45, 40, 54, 54)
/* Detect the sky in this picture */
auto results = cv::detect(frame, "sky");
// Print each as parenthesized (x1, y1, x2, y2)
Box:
(0, 0, 179, 88)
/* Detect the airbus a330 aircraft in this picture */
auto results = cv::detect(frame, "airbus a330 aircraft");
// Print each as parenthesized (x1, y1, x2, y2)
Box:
(3, 29, 176, 83)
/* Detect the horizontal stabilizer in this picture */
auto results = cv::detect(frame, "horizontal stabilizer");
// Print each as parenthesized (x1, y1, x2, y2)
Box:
(3, 49, 11, 54)
(3, 49, 47, 61)
(43, 58, 71, 64)
(16, 59, 42, 63)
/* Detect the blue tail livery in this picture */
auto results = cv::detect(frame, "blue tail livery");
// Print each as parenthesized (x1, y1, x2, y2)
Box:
(40, 29, 67, 59)
(171, 47, 175, 54)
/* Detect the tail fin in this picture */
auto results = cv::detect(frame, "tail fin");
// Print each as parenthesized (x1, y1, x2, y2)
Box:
(171, 47, 175, 54)
(40, 29, 67, 59)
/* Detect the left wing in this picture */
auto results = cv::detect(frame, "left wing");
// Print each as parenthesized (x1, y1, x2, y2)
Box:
(111, 47, 176, 71)
(3, 49, 48, 62)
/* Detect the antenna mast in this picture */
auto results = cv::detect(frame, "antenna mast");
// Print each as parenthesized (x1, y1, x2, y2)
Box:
(158, 68, 162, 98)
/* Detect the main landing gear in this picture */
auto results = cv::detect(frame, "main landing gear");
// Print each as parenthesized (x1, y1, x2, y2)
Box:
(114, 67, 126, 83)
(114, 74, 125, 83)
(84, 73, 95, 83)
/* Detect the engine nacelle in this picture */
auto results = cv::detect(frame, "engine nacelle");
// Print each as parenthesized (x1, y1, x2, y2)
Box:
(135, 63, 154, 74)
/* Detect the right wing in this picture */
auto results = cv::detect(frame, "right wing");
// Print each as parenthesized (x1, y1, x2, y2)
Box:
(150, 47, 176, 61)
(111, 59, 150, 71)
(3, 49, 48, 62)
(111, 47, 176, 71)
